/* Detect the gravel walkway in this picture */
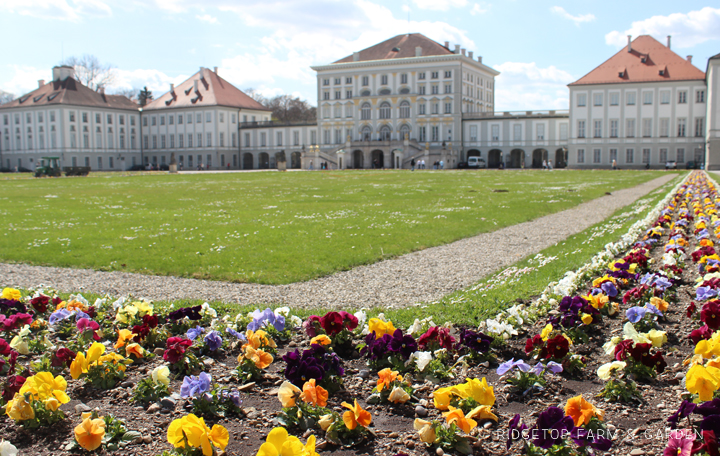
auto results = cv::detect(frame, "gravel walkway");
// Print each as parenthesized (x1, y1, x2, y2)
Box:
(0, 174, 677, 310)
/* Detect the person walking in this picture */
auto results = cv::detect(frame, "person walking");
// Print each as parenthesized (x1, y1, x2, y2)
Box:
(612, 159, 617, 170)
(440, 160, 444, 170)
(411, 158, 416, 171)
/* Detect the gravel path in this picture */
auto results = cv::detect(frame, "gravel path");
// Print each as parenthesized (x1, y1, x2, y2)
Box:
(0, 174, 677, 310)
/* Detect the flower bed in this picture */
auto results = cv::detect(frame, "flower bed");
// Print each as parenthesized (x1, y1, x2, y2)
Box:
(0, 171, 713, 456)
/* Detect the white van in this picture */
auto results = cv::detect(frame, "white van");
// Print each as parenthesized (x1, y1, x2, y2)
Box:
(467, 157, 486, 168)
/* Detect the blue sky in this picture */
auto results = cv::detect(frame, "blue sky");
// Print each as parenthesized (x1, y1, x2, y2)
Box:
(1, 1, 719, 111)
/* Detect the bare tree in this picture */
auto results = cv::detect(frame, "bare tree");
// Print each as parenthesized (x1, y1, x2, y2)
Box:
(110, 87, 139, 101)
(265, 95, 316, 122)
(0, 90, 14, 105)
(63, 54, 117, 91)
(244, 87, 267, 106)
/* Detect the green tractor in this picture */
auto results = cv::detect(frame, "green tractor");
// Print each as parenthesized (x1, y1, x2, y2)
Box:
(34, 157, 62, 178)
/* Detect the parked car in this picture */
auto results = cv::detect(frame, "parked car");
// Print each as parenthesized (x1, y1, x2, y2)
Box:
(686, 161, 703, 170)
(467, 157, 487, 169)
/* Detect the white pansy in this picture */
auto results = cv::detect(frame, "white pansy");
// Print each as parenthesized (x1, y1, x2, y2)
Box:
(200, 302, 217, 318)
(597, 361, 626, 380)
(408, 319, 423, 335)
(112, 296, 126, 310)
(93, 298, 106, 309)
(70, 293, 89, 307)
(411, 351, 433, 372)
(290, 316, 302, 328)
(354, 310, 367, 329)
(0, 440, 18, 456)
(274, 307, 291, 317)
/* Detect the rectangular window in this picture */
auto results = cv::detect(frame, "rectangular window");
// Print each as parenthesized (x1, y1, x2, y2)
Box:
(432, 103, 439, 114)
(513, 124, 522, 141)
(678, 118, 686, 137)
(160, 116, 165, 126)
(695, 117, 705, 137)
(187, 114, 192, 124)
(170, 134, 175, 148)
(577, 93, 586, 107)
(335, 91, 341, 100)
(152, 135, 157, 149)
(345, 77, 352, 84)
(593, 93, 602, 106)
(244, 133, 250, 147)
(197, 113, 201, 123)
(609, 93, 619, 106)
(610, 148, 618, 163)
(659, 148, 668, 163)
(400, 74, 408, 84)
(333, 105, 341, 118)
(560, 123, 568, 140)
(311, 130, 317, 145)
(577, 120, 585, 138)
(161, 134, 166, 148)
(169, 115, 174, 125)
(469, 125, 478, 142)
(431, 85, 439, 95)
(642, 118, 652, 137)
(187, 134, 192, 148)
(232, 133, 237, 147)
(97, 157, 102, 170)
(206, 155, 211, 168)
(276, 131, 283, 146)
(678, 91, 687, 104)
(642, 148, 651, 164)
(594, 120, 602, 138)
(334, 129, 341, 144)
(660, 118, 669, 137)
(626, 119, 635, 138)
(677, 148, 685, 163)
(197, 133, 202, 147)
(626, 148, 634, 163)
(50, 112, 55, 122)
(143, 135, 149, 149)
(431, 126, 439, 141)
(381, 75, 388, 85)
(418, 103, 426, 115)
(69, 112, 75, 122)
(643, 91, 653, 105)
(593, 149, 601, 163)
(444, 71, 451, 78)
(178, 115, 183, 124)
(626, 92, 636, 105)
(334, 78, 340, 85)
(151, 116, 156, 126)
(431, 71, 438, 79)
(82, 112, 88, 123)
(362, 76, 368, 86)
(323, 129, 330, 145)
(419, 86, 426, 95)
(610, 120, 618, 138)
(418, 72, 425, 80)
(260, 132, 266, 147)
(109, 157, 114, 168)
(293, 131, 299, 146)
(231, 114, 236, 124)
(178, 134, 184, 148)
(444, 85, 451, 94)
(219, 132, 224, 147)
(130, 116, 135, 126)
(697, 90, 706, 103)
(346, 90, 352, 99)
(206, 113, 211, 122)
(444, 102, 452, 114)
(323, 92, 330, 100)
(323, 78, 329, 86)
(660, 91, 670, 104)
(491, 125, 499, 141)
(577, 149, 585, 163)
(418, 126, 426, 142)
(536, 123, 545, 140)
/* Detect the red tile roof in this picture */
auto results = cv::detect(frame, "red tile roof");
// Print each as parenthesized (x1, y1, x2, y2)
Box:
(143, 67, 271, 111)
(569, 35, 705, 86)
(334, 33, 453, 64)
(0, 77, 138, 110)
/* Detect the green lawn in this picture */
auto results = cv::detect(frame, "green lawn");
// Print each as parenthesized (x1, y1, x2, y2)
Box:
(0, 169, 665, 284)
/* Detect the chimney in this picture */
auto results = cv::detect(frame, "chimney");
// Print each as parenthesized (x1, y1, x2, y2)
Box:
(415, 46, 422, 57)
(461, 48, 466, 56)
(667, 35, 671, 49)
(468, 51, 473, 59)
(627, 35, 632, 53)
(444, 41, 449, 48)
(170, 83, 175, 92)
(193, 80, 199, 93)
(478, 56, 483, 64)
(213, 66, 218, 74)
(454, 44, 461, 54)
(52, 65, 75, 81)
(38, 79, 45, 88)
(687, 55, 693, 63)
(99, 87, 105, 94)
(353, 52, 360, 62)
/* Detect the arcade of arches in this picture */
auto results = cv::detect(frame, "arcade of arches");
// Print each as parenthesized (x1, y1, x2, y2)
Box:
(467, 148, 567, 169)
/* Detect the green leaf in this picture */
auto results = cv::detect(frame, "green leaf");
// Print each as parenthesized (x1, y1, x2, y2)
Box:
(122, 431, 142, 441)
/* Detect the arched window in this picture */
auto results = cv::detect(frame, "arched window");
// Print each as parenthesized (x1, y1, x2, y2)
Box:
(360, 103, 371, 120)
(379, 102, 391, 119)
(380, 125, 391, 141)
(361, 125, 372, 141)
(399, 101, 410, 119)
(399, 124, 411, 140)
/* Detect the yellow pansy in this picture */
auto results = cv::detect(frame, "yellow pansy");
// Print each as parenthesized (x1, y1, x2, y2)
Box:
(367, 318, 396, 339)
(152, 366, 171, 387)
(687, 364, 720, 401)
(1, 288, 21, 301)
(5, 393, 35, 421)
(540, 324, 553, 341)
(414, 418, 437, 444)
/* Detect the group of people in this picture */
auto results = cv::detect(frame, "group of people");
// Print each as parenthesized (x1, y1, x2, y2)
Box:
(409, 159, 442, 171)
(541, 160, 554, 170)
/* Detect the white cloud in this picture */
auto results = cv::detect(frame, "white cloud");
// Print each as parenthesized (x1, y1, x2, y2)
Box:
(412, 0, 467, 11)
(0, 0, 111, 21)
(195, 13, 217, 23)
(471, 3, 489, 15)
(492, 61, 575, 111)
(605, 7, 720, 49)
(1, 66, 52, 96)
(550, 6, 595, 26)
(111, 69, 189, 97)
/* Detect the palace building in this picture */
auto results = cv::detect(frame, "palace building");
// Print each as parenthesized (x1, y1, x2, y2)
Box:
(1, 33, 718, 170)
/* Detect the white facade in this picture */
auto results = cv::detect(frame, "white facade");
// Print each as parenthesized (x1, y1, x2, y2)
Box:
(568, 81, 707, 168)
(706, 55, 720, 170)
